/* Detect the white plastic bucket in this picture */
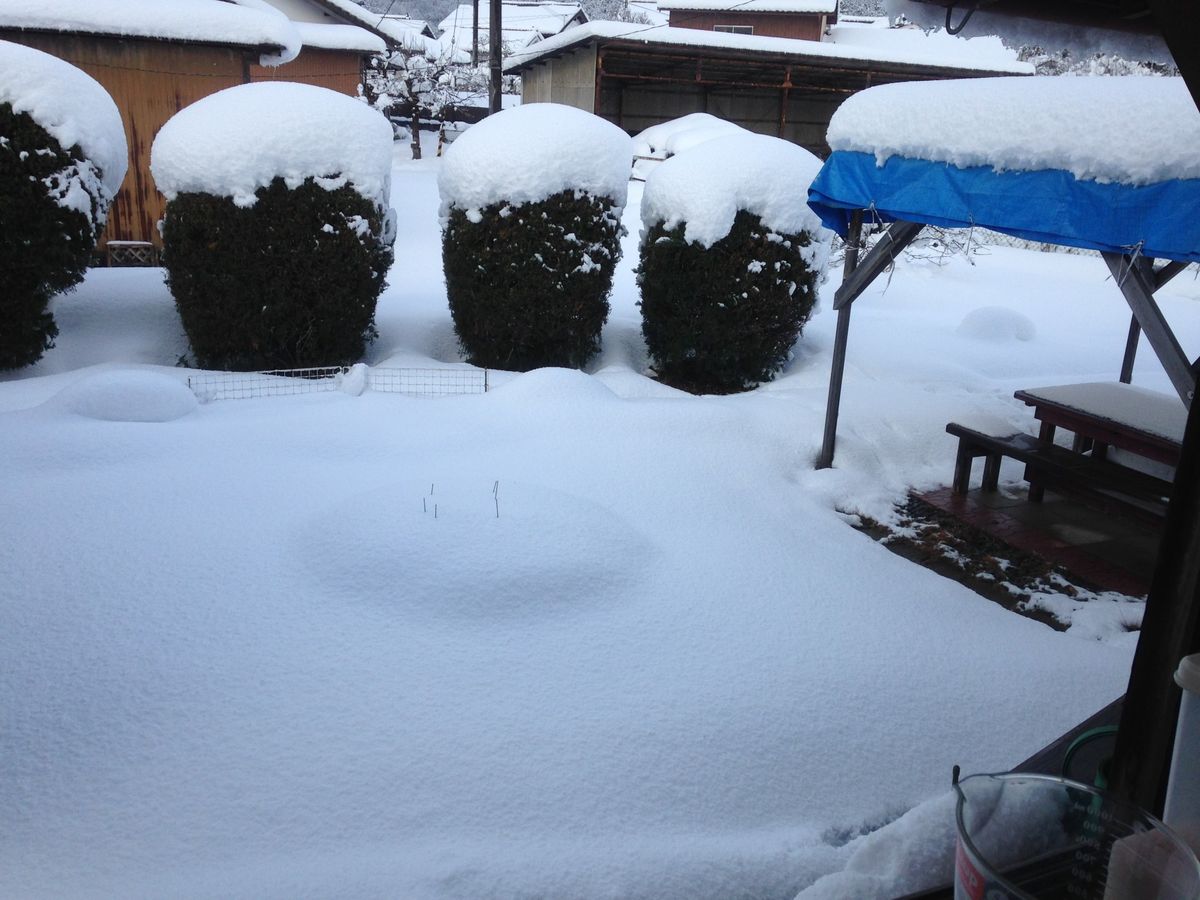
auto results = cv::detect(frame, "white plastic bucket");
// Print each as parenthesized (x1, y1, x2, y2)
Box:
(1165, 653, 1200, 843)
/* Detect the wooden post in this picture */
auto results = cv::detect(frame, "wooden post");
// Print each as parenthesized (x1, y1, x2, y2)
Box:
(1119, 315, 1140, 384)
(815, 211, 863, 470)
(1102, 252, 1193, 405)
(1108, 380, 1200, 814)
(488, 0, 501, 114)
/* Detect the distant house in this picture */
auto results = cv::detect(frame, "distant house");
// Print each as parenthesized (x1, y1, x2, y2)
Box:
(438, 2, 587, 55)
(0, 0, 385, 255)
(506, 19, 1032, 157)
(658, 0, 836, 40)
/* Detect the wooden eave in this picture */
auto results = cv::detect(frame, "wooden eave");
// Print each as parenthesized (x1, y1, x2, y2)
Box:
(0, 23, 286, 59)
(506, 33, 1027, 86)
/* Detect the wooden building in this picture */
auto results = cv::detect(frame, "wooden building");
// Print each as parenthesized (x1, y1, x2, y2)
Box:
(658, 0, 836, 40)
(507, 22, 1031, 158)
(0, 0, 385, 256)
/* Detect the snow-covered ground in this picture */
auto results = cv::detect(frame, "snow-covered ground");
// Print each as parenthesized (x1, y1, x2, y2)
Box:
(2, 147, 1198, 899)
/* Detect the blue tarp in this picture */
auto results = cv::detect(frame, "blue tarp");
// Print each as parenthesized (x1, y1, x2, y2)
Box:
(807, 150, 1200, 264)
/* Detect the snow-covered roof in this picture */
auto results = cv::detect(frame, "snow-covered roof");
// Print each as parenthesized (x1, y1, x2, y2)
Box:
(379, 15, 435, 39)
(438, 103, 632, 215)
(293, 22, 385, 53)
(439, 2, 585, 51)
(627, 1, 670, 26)
(827, 76, 1200, 186)
(0, 0, 302, 65)
(657, 0, 835, 12)
(151, 81, 393, 208)
(301, 0, 419, 47)
(0, 39, 128, 195)
(505, 21, 1030, 75)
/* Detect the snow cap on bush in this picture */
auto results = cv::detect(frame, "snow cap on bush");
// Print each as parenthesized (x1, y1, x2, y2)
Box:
(438, 102, 633, 221)
(151, 82, 393, 208)
(0, 39, 128, 199)
(641, 132, 829, 259)
(632, 112, 744, 160)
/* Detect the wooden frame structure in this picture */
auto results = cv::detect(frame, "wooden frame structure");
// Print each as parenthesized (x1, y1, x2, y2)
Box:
(814, 208, 1199, 820)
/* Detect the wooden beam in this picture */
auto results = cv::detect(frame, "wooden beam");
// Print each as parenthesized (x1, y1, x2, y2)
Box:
(1155, 259, 1189, 290)
(1102, 252, 1194, 405)
(1108, 383, 1200, 815)
(1119, 314, 1140, 384)
(816, 211, 864, 470)
(832, 220, 924, 311)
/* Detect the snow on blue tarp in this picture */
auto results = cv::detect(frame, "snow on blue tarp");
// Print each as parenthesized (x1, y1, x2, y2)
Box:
(807, 150, 1200, 263)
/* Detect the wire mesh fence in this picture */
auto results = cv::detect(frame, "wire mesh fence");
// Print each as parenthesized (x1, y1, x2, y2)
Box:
(184, 366, 488, 402)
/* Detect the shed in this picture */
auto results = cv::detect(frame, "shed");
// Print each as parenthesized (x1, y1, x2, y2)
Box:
(0, 0, 384, 255)
(504, 21, 1030, 157)
(804, 73, 1200, 818)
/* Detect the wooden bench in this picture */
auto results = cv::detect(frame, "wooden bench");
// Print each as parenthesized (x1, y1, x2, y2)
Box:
(946, 422, 1173, 523)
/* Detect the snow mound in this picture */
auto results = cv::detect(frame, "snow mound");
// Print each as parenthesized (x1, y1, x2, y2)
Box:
(827, 76, 1200, 186)
(151, 82, 394, 208)
(302, 480, 652, 621)
(489, 367, 619, 403)
(438, 103, 632, 220)
(0, 40, 128, 199)
(632, 113, 745, 160)
(53, 370, 198, 422)
(641, 132, 830, 256)
(955, 306, 1036, 342)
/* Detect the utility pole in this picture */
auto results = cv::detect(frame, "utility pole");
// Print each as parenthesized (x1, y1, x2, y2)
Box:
(471, 0, 479, 67)
(488, 0, 501, 114)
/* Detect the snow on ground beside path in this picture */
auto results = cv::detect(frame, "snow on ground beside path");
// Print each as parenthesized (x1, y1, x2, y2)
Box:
(2, 146, 1198, 898)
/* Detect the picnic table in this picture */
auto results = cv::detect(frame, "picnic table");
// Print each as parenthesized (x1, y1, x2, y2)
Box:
(1013, 382, 1185, 468)
(946, 382, 1185, 522)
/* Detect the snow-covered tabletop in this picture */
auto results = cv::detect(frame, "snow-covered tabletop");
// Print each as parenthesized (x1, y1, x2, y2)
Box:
(1017, 381, 1186, 445)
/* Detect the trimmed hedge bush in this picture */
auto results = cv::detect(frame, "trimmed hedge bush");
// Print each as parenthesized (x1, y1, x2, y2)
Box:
(161, 177, 392, 370)
(0, 103, 102, 369)
(442, 190, 622, 371)
(637, 209, 820, 394)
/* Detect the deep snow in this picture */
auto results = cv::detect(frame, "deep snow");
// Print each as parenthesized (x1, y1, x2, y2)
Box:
(1, 148, 1197, 899)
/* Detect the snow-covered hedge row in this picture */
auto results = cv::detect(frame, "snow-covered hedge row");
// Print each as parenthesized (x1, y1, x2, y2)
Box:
(637, 133, 831, 393)
(0, 41, 127, 369)
(152, 83, 395, 370)
(438, 103, 632, 371)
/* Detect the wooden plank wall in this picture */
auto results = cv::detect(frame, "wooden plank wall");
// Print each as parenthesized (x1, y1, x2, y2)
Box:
(250, 47, 365, 96)
(0, 31, 245, 249)
(0, 33, 367, 251)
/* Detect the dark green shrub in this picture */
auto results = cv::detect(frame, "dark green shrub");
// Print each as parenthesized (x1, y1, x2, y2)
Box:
(637, 210, 820, 393)
(442, 190, 622, 370)
(0, 103, 104, 369)
(161, 177, 392, 370)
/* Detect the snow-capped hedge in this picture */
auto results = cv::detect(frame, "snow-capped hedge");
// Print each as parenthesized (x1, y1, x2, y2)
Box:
(0, 40, 128, 369)
(439, 104, 633, 371)
(154, 82, 395, 371)
(438, 102, 632, 221)
(637, 133, 831, 393)
(151, 81, 393, 209)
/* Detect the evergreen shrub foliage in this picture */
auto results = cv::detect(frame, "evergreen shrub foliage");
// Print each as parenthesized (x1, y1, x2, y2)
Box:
(637, 210, 820, 393)
(162, 177, 392, 370)
(442, 189, 622, 370)
(0, 103, 103, 369)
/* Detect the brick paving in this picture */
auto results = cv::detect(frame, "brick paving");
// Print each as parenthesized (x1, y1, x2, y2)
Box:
(919, 484, 1161, 598)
